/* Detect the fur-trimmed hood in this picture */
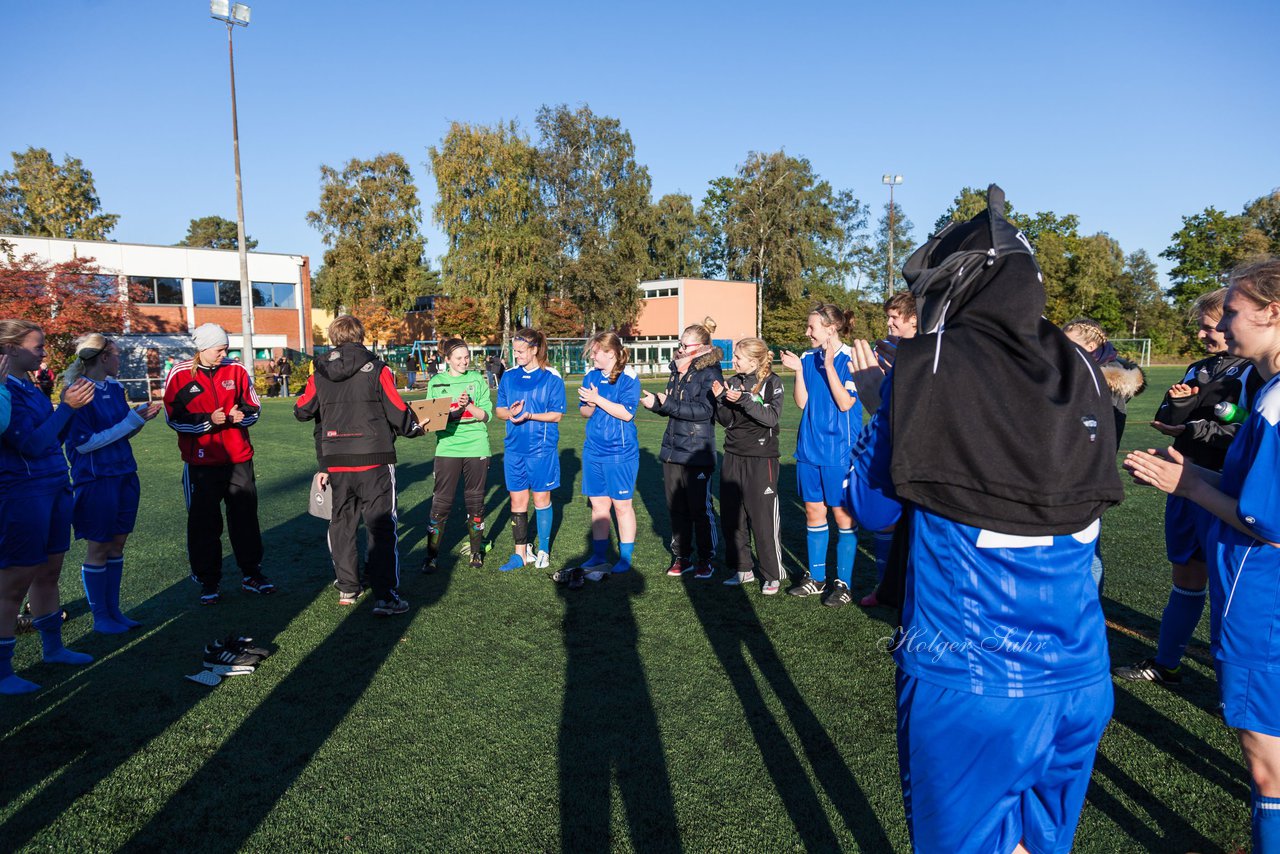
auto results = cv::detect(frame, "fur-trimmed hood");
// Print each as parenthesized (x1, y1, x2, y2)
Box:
(668, 346, 724, 374)
(1100, 358, 1146, 401)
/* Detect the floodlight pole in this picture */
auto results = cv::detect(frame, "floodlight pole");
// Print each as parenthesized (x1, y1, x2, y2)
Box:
(882, 174, 903, 297)
(213, 4, 253, 368)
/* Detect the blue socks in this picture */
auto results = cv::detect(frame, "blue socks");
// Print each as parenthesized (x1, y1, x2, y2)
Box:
(873, 529, 894, 583)
(499, 554, 526, 572)
(0, 637, 39, 695)
(535, 505, 553, 555)
(1253, 790, 1280, 853)
(104, 556, 140, 628)
(836, 528, 857, 586)
(582, 537, 610, 568)
(82, 564, 129, 634)
(33, 611, 92, 665)
(1154, 585, 1208, 671)
(806, 525, 829, 582)
(613, 541, 634, 574)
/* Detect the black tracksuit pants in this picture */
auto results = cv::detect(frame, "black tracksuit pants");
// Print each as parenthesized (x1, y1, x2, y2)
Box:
(430, 456, 488, 521)
(720, 453, 782, 582)
(663, 461, 717, 564)
(329, 465, 400, 600)
(184, 460, 264, 584)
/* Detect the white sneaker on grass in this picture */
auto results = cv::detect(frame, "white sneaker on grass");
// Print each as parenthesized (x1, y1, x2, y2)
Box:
(535, 550, 550, 569)
(723, 571, 756, 586)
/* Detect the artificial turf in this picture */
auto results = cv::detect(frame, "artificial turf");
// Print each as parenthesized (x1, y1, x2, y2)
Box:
(0, 366, 1252, 852)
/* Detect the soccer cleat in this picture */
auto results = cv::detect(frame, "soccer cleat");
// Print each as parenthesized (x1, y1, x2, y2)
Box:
(14, 613, 34, 634)
(338, 588, 364, 606)
(823, 580, 853, 608)
(199, 583, 221, 606)
(568, 568, 585, 590)
(723, 571, 756, 586)
(665, 558, 692, 577)
(203, 647, 261, 671)
(241, 574, 276, 595)
(1112, 658, 1183, 685)
(788, 576, 823, 597)
(535, 550, 550, 569)
(761, 580, 780, 596)
(221, 636, 271, 658)
(693, 564, 715, 580)
(372, 596, 409, 617)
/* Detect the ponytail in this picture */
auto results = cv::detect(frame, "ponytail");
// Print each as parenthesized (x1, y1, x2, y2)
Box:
(513, 327, 549, 368)
(734, 337, 773, 395)
(62, 332, 111, 386)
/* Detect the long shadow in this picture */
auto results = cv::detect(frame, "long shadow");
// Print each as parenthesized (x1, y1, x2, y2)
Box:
(1088, 753, 1221, 852)
(557, 570, 681, 852)
(123, 537, 457, 851)
(681, 575, 893, 850)
(0, 510, 322, 848)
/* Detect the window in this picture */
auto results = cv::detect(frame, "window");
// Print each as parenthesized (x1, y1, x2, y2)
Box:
(218, 281, 242, 306)
(192, 279, 242, 306)
(642, 286, 677, 298)
(129, 276, 183, 305)
(252, 282, 296, 308)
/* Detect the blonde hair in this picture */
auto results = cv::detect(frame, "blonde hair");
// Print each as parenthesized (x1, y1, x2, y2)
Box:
(732, 337, 772, 395)
(681, 316, 717, 345)
(1061, 317, 1108, 349)
(584, 331, 629, 384)
(1189, 288, 1227, 322)
(328, 314, 366, 346)
(62, 333, 112, 385)
(1230, 258, 1280, 308)
(0, 319, 42, 351)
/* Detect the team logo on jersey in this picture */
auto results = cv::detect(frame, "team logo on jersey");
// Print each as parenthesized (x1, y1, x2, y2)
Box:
(360, 363, 374, 372)
(188, 384, 201, 394)
(329, 351, 341, 361)
(1081, 415, 1099, 443)
(764, 487, 775, 495)
(222, 380, 235, 390)
(1226, 366, 1240, 376)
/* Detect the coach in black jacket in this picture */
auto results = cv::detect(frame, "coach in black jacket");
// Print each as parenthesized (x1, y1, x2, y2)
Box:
(294, 315, 421, 615)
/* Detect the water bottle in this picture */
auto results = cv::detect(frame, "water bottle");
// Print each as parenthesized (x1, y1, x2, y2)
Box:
(1214, 401, 1247, 424)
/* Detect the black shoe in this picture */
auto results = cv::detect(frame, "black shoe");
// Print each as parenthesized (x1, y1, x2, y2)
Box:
(421, 554, 438, 574)
(372, 595, 409, 617)
(241, 574, 276, 595)
(823, 580, 852, 608)
(14, 613, 34, 634)
(1113, 657, 1183, 684)
(214, 635, 271, 659)
(199, 583, 220, 606)
(568, 567, 585, 590)
(468, 529, 486, 568)
(788, 575, 823, 597)
(203, 646, 262, 670)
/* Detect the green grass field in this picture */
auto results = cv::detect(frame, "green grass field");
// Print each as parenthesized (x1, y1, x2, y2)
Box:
(0, 366, 1253, 852)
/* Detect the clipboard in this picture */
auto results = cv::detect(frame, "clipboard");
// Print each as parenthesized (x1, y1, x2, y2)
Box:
(410, 397, 454, 433)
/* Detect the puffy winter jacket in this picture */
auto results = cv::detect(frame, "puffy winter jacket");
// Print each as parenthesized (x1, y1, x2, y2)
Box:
(651, 348, 723, 467)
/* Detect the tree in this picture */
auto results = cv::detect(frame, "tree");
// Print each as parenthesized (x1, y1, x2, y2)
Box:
(350, 296, 407, 349)
(536, 103, 652, 333)
(433, 295, 497, 343)
(1161, 206, 1267, 310)
(722, 150, 839, 336)
(538, 296, 585, 337)
(305, 152, 427, 314)
(177, 215, 258, 250)
(695, 176, 734, 280)
(1244, 189, 1280, 255)
(826, 188, 871, 296)
(429, 121, 549, 347)
(864, 201, 916, 298)
(0, 247, 142, 372)
(645, 193, 701, 279)
(0, 147, 118, 240)
(933, 186, 1015, 234)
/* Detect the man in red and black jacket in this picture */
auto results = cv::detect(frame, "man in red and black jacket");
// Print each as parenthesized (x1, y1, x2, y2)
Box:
(294, 315, 422, 616)
(163, 323, 271, 605)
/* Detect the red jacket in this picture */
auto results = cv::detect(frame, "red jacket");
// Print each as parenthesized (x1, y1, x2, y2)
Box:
(163, 359, 261, 465)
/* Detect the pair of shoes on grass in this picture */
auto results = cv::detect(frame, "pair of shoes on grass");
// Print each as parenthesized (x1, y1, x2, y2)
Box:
(1113, 657, 1182, 685)
(787, 576, 852, 607)
(191, 573, 276, 605)
(665, 558, 714, 580)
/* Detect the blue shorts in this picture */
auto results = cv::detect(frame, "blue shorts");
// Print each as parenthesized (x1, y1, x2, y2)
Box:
(896, 670, 1112, 854)
(0, 487, 73, 568)
(582, 453, 638, 501)
(1216, 661, 1280, 737)
(1165, 494, 1209, 565)
(797, 461, 846, 506)
(73, 473, 141, 542)
(505, 452, 560, 493)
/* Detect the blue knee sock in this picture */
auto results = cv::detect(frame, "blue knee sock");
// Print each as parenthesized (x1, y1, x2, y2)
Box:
(591, 537, 610, 564)
(836, 528, 857, 586)
(872, 529, 894, 584)
(614, 541, 634, 574)
(82, 564, 128, 634)
(0, 637, 40, 695)
(33, 611, 92, 665)
(1154, 585, 1207, 671)
(1253, 791, 1280, 853)
(104, 556, 140, 628)
(806, 525, 829, 582)
(535, 506, 553, 554)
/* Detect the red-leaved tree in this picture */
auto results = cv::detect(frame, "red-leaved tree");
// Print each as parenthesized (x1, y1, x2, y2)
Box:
(0, 246, 143, 372)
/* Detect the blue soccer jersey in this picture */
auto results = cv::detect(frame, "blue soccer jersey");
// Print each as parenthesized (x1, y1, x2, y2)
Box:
(0, 375, 73, 498)
(582, 368, 640, 460)
(496, 365, 566, 456)
(795, 346, 863, 467)
(1208, 375, 1280, 672)
(64, 378, 142, 487)
(847, 376, 1109, 697)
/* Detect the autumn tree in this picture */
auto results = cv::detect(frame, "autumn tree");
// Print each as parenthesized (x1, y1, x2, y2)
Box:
(306, 152, 428, 314)
(433, 295, 498, 344)
(0, 147, 118, 240)
(177, 215, 258, 250)
(537, 296, 585, 337)
(536, 104, 651, 332)
(429, 121, 549, 346)
(350, 296, 407, 349)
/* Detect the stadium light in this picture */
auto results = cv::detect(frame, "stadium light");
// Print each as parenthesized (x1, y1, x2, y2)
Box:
(882, 174, 904, 296)
(209, 1, 255, 368)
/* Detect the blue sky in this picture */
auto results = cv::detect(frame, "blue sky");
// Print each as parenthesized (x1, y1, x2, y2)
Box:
(5, 0, 1278, 288)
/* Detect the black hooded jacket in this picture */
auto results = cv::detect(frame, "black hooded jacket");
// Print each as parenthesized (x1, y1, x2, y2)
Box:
(651, 348, 724, 467)
(294, 343, 420, 470)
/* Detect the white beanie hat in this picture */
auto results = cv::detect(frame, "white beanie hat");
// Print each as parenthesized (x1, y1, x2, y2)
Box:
(192, 323, 230, 353)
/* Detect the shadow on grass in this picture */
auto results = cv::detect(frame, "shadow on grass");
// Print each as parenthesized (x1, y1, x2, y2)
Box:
(557, 569, 681, 852)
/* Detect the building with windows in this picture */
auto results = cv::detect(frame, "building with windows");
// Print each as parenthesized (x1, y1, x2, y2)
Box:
(1, 234, 311, 358)
(625, 278, 757, 373)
